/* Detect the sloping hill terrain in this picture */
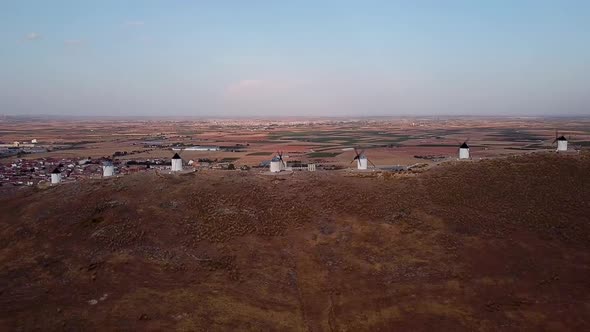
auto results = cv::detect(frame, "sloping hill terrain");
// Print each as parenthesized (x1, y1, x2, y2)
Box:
(1, 153, 589, 331)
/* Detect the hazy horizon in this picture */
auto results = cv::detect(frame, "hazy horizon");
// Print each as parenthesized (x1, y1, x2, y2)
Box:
(3, 113, 590, 121)
(2, 1, 589, 117)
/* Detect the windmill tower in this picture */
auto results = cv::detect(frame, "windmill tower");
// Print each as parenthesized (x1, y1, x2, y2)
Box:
(270, 151, 285, 173)
(351, 148, 375, 170)
(50, 167, 61, 184)
(459, 141, 470, 159)
(556, 136, 568, 151)
(102, 160, 115, 177)
(553, 130, 568, 152)
(171, 153, 183, 171)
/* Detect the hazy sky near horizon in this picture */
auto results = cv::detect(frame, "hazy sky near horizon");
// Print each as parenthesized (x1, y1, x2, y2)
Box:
(1, 1, 589, 117)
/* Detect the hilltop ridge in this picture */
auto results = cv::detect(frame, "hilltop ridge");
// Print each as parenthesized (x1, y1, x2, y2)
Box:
(1, 153, 589, 331)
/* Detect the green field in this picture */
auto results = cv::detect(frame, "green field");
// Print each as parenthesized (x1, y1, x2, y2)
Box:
(489, 129, 546, 142)
(220, 157, 240, 162)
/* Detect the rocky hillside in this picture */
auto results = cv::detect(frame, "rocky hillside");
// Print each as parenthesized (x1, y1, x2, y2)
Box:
(1, 153, 589, 331)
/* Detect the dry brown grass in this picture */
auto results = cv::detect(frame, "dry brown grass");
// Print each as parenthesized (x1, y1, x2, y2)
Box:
(0, 153, 589, 331)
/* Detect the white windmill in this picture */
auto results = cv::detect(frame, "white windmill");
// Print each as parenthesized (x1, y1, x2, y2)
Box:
(553, 130, 568, 152)
(270, 151, 286, 173)
(102, 160, 115, 177)
(171, 153, 183, 171)
(459, 141, 470, 160)
(351, 148, 375, 170)
(50, 167, 61, 184)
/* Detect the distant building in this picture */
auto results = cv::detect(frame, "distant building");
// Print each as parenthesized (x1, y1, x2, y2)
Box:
(459, 142, 470, 159)
(51, 168, 61, 184)
(171, 153, 183, 171)
(174, 146, 220, 151)
(357, 155, 368, 170)
(102, 160, 115, 177)
(556, 136, 568, 152)
(78, 158, 91, 165)
(270, 159, 281, 172)
(270, 154, 286, 173)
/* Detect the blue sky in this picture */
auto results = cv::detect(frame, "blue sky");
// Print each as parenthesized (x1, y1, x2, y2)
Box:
(1, 1, 589, 116)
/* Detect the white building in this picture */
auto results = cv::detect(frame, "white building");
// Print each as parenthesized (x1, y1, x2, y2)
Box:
(171, 153, 183, 171)
(174, 146, 221, 151)
(270, 159, 282, 173)
(269, 153, 286, 173)
(459, 142, 470, 159)
(556, 136, 568, 152)
(307, 163, 316, 172)
(51, 168, 61, 184)
(78, 158, 91, 165)
(102, 160, 115, 177)
(357, 156, 368, 170)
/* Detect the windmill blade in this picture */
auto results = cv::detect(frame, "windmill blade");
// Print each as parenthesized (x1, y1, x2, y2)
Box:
(368, 159, 377, 168)
(353, 147, 359, 157)
(359, 149, 366, 156)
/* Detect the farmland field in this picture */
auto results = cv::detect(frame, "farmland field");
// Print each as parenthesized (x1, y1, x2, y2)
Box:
(2, 116, 589, 168)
